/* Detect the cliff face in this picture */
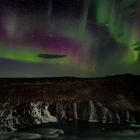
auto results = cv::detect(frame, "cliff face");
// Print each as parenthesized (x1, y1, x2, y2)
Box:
(0, 74, 140, 110)
(0, 74, 140, 131)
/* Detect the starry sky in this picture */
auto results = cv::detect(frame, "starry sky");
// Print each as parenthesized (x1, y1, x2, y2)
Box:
(0, 0, 140, 77)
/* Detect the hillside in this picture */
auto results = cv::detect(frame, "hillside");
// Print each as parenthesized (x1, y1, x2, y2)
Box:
(0, 74, 140, 111)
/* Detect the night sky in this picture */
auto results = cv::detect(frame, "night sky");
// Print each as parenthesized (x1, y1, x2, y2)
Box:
(0, 0, 140, 77)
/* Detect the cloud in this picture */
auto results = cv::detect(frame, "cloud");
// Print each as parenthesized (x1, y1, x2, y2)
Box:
(38, 54, 67, 59)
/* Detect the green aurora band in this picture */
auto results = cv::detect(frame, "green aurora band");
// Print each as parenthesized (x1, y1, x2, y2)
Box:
(95, 0, 140, 63)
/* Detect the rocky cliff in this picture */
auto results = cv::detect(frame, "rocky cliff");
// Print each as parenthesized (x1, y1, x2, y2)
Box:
(0, 74, 140, 131)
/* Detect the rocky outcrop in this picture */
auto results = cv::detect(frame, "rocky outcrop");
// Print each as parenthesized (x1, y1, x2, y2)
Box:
(0, 74, 140, 110)
(0, 74, 140, 131)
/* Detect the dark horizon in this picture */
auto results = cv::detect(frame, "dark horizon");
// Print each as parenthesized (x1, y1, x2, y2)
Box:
(0, 73, 139, 79)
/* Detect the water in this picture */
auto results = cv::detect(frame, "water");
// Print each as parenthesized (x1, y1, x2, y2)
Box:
(0, 121, 140, 140)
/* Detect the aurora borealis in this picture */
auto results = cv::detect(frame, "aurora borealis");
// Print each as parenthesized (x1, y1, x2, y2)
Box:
(0, 0, 140, 77)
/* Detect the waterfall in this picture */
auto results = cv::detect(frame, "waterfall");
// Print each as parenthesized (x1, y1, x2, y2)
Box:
(126, 110, 130, 122)
(108, 111, 113, 123)
(88, 101, 98, 122)
(130, 115, 136, 123)
(43, 102, 57, 123)
(30, 102, 57, 125)
(61, 108, 67, 120)
(126, 110, 136, 123)
(102, 107, 109, 123)
(0, 102, 20, 131)
(73, 102, 79, 120)
(115, 111, 121, 124)
(96, 102, 115, 123)
(56, 102, 67, 119)
(30, 102, 43, 124)
(96, 102, 108, 123)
